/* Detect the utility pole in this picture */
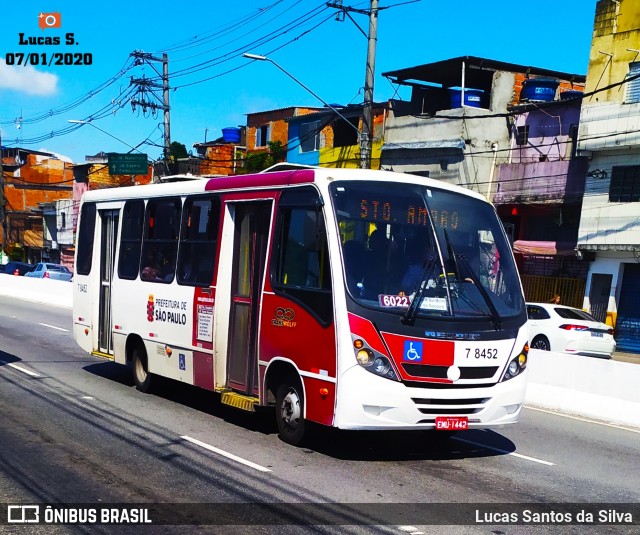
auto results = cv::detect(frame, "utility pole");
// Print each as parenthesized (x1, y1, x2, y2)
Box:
(130, 51, 171, 162)
(162, 53, 171, 162)
(362, 0, 378, 170)
(328, 0, 378, 170)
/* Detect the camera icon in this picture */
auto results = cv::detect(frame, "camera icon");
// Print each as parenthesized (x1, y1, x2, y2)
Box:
(38, 12, 62, 30)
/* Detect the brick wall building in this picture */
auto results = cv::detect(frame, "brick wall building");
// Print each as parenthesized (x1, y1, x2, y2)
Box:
(1, 148, 73, 263)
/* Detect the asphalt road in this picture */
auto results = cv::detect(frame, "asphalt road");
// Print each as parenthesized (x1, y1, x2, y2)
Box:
(1, 296, 639, 534)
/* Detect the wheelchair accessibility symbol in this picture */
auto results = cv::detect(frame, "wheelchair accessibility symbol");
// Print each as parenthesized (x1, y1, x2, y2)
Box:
(403, 341, 423, 362)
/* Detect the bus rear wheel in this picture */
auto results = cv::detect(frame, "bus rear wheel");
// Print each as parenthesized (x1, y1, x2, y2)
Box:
(132, 343, 153, 393)
(275, 377, 306, 446)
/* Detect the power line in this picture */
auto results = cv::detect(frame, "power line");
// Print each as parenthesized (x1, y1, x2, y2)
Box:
(0, 58, 135, 127)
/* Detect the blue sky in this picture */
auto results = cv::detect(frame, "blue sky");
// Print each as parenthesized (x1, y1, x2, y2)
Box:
(1, 0, 598, 164)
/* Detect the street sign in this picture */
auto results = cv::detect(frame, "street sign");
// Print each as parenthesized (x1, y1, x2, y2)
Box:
(107, 153, 148, 175)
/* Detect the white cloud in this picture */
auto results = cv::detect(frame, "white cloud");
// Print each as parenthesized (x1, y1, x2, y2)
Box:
(0, 59, 58, 96)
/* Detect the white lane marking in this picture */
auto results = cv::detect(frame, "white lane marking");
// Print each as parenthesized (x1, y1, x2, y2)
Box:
(525, 405, 640, 434)
(81, 396, 94, 400)
(452, 436, 555, 466)
(398, 527, 424, 534)
(38, 322, 68, 332)
(181, 435, 272, 472)
(0, 361, 40, 377)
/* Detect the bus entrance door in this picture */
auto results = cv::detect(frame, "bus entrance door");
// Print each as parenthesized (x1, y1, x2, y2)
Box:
(226, 202, 271, 395)
(98, 209, 119, 356)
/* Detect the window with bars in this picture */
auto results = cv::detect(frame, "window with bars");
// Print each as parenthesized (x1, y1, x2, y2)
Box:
(609, 165, 640, 202)
(516, 125, 529, 146)
(626, 62, 640, 104)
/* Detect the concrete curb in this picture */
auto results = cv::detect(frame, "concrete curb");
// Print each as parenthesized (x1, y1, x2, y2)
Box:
(524, 349, 640, 429)
(0, 275, 73, 309)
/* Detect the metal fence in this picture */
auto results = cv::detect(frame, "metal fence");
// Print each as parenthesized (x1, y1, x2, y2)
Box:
(520, 275, 586, 308)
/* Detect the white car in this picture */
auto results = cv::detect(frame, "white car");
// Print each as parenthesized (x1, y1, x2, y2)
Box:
(526, 302, 616, 359)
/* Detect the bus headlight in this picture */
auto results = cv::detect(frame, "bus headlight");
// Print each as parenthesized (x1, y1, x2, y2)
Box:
(373, 357, 390, 375)
(353, 338, 399, 381)
(356, 349, 373, 366)
(500, 344, 528, 382)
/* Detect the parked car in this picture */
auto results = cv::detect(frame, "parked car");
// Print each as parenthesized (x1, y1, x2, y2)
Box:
(24, 262, 73, 282)
(526, 302, 616, 359)
(0, 261, 36, 276)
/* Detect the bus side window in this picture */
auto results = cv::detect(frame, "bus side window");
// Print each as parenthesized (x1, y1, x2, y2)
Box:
(76, 203, 96, 276)
(118, 200, 144, 280)
(140, 198, 181, 284)
(177, 195, 219, 287)
(273, 187, 333, 326)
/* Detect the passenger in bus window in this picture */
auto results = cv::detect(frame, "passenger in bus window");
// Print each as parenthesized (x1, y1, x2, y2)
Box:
(141, 262, 162, 281)
(161, 255, 175, 282)
(140, 251, 163, 281)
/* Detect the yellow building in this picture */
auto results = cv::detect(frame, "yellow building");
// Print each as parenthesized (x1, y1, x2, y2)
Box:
(577, 0, 640, 351)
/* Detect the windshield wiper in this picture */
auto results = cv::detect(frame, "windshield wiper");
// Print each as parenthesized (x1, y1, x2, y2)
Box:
(401, 254, 439, 326)
(456, 254, 502, 331)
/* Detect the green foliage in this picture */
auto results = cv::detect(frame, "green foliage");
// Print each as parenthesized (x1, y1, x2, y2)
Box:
(168, 141, 188, 161)
(240, 141, 286, 173)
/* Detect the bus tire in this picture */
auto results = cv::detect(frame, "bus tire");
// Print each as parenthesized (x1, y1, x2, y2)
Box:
(132, 342, 153, 393)
(275, 377, 306, 446)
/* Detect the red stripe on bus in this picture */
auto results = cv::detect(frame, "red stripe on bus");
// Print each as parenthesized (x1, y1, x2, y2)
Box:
(204, 169, 315, 191)
(347, 313, 390, 356)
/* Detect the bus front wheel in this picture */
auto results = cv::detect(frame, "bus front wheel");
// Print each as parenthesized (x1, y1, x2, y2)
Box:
(132, 343, 153, 393)
(275, 377, 306, 446)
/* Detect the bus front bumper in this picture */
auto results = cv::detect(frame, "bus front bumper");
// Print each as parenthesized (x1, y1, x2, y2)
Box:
(334, 365, 528, 431)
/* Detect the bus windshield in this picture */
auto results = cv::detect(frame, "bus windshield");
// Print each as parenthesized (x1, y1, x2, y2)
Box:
(330, 180, 524, 321)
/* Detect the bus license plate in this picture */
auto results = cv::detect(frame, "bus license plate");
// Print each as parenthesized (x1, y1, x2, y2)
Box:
(435, 416, 468, 431)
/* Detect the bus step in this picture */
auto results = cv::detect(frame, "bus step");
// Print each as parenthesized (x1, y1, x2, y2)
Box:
(91, 351, 114, 361)
(219, 391, 259, 412)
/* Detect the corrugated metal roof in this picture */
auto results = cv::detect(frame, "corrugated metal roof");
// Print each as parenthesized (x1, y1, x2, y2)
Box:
(383, 56, 586, 88)
(245, 106, 325, 117)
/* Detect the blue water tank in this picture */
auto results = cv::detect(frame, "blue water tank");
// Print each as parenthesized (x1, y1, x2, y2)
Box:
(449, 88, 484, 109)
(521, 78, 560, 102)
(560, 89, 584, 101)
(221, 127, 241, 143)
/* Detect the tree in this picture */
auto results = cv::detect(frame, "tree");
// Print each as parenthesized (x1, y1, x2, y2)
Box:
(168, 141, 188, 161)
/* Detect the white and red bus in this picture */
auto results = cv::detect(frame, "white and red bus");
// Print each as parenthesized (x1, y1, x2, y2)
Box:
(73, 166, 528, 445)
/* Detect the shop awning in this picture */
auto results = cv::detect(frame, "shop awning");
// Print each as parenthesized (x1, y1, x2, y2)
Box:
(22, 230, 44, 248)
(513, 240, 577, 256)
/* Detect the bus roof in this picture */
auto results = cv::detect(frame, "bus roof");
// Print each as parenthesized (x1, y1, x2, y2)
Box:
(79, 167, 488, 203)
